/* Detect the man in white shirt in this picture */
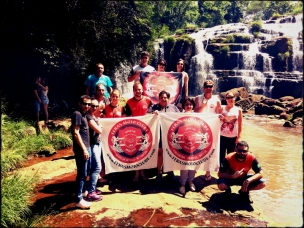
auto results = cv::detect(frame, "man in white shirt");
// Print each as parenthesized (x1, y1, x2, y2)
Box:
(128, 51, 155, 83)
(194, 80, 222, 182)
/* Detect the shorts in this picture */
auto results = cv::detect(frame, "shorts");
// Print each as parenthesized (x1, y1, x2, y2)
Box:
(217, 174, 266, 188)
(41, 96, 49, 105)
(34, 100, 41, 113)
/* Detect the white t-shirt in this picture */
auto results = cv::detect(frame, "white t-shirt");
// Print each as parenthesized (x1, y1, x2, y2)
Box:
(130, 64, 155, 82)
(197, 94, 220, 113)
(220, 105, 241, 137)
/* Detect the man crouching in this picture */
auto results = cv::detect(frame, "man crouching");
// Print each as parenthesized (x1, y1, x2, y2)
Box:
(217, 141, 266, 204)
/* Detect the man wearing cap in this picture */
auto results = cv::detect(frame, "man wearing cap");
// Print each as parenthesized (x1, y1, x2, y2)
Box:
(194, 79, 222, 181)
(217, 141, 266, 204)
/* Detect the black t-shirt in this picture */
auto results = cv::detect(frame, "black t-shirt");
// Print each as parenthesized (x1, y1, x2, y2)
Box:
(86, 113, 101, 145)
(32, 82, 41, 100)
(71, 110, 90, 152)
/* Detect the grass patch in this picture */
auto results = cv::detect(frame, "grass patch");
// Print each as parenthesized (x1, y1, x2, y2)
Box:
(1, 101, 72, 227)
(1, 173, 37, 227)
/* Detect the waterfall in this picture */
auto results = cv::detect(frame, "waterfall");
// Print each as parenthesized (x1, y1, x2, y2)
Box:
(114, 61, 134, 99)
(292, 38, 303, 72)
(188, 29, 215, 95)
(153, 39, 164, 66)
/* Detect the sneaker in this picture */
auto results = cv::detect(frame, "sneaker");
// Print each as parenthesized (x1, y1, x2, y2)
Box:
(188, 182, 196, 192)
(75, 199, 92, 209)
(82, 190, 88, 197)
(238, 189, 253, 204)
(95, 188, 102, 195)
(86, 192, 103, 202)
(179, 185, 186, 195)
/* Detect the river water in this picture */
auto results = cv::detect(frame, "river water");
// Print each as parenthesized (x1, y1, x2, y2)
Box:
(241, 115, 303, 227)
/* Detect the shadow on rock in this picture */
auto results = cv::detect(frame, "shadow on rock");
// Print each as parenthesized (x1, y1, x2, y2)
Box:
(201, 192, 254, 214)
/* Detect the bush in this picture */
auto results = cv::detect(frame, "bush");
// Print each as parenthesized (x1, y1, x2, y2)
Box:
(225, 34, 235, 43)
(234, 34, 251, 43)
(178, 34, 194, 44)
(175, 29, 184, 36)
(251, 21, 262, 33)
(271, 13, 282, 20)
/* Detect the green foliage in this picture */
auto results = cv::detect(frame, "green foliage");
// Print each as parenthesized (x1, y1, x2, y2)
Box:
(253, 32, 260, 38)
(1, 114, 72, 175)
(271, 13, 282, 20)
(225, 35, 235, 43)
(263, 1, 295, 20)
(291, 2, 303, 15)
(234, 34, 251, 43)
(185, 23, 198, 30)
(1, 173, 37, 227)
(178, 34, 194, 45)
(251, 21, 262, 33)
(175, 29, 185, 36)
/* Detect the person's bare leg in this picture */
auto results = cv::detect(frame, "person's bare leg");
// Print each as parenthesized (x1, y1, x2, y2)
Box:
(43, 104, 48, 123)
(157, 148, 163, 174)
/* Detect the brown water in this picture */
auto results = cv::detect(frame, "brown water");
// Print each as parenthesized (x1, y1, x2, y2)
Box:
(242, 115, 303, 227)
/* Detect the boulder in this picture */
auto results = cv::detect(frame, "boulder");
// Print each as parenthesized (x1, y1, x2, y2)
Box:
(38, 121, 50, 134)
(279, 96, 294, 102)
(283, 121, 296, 127)
(269, 105, 285, 115)
(255, 103, 270, 115)
(22, 126, 37, 137)
(279, 112, 290, 120)
(292, 117, 303, 126)
(292, 109, 303, 119)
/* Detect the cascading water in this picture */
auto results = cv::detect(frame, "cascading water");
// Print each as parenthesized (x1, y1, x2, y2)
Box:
(186, 14, 302, 98)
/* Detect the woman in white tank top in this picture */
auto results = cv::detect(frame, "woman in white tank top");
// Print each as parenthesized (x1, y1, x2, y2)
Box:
(219, 92, 243, 164)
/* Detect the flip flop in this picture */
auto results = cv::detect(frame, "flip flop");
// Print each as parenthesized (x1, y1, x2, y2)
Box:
(205, 175, 212, 182)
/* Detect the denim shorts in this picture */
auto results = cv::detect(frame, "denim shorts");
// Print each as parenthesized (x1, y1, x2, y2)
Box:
(34, 100, 41, 112)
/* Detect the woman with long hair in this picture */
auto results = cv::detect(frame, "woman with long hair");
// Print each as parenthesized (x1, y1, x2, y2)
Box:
(156, 58, 167, 72)
(175, 58, 189, 100)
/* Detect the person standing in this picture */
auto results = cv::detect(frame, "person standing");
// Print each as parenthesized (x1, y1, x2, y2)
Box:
(156, 58, 167, 72)
(128, 51, 155, 83)
(85, 98, 104, 202)
(85, 63, 113, 98)
(33, 76, 42, 123)
(194, 80, 221, 181)
(91, 83, 110, 119)
(71, 95, 92, 209)
(125, 82, 152, 181)
(149, 90, 180, 182)
(217, 141, 266, 204)
(175, 58, 189, 100)
(102, 89, 126, 118)
(219, 92, 243, 164)
(37, 77, 49, 124)
(179, 98, 197, 195)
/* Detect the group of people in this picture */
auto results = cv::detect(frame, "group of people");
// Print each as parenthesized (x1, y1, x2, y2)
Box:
(71, 51, 265, 209)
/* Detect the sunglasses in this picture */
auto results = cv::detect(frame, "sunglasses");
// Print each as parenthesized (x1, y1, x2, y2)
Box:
(91, 104, 99, 108)
(81, 102, 91, 106)
(237, 149, 248, 153)
(204, 85, 213, 88)
(177, 63, 183, 65)
(158, 63, 165, 66)
(97, 89, 105, 91)
(185, 103, 193, 106)
(226, 96, 234, 99)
